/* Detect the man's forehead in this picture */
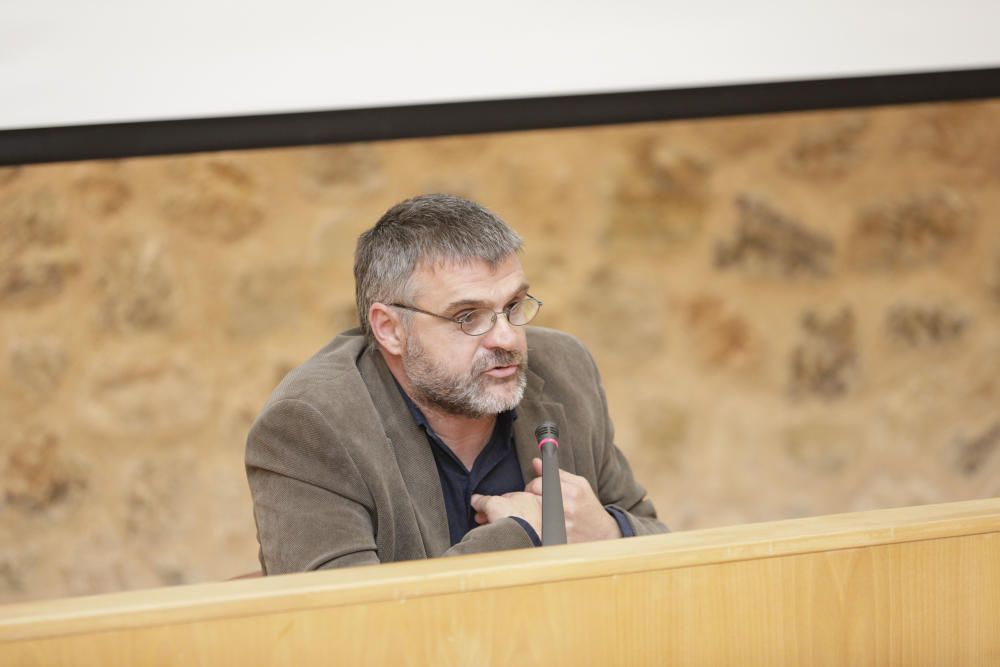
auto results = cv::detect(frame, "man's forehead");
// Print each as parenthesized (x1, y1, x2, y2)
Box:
(412, 255, 526, 302)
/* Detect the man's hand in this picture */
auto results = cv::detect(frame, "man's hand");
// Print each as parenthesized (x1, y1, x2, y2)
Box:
(525, 458, 621, 543)
(470, 491, 542, 536)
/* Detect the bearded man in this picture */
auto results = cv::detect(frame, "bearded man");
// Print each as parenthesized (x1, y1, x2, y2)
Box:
(246, 194, 666, 574)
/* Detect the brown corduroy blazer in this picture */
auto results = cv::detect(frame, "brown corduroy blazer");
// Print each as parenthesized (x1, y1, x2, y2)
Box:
(246, 326, 667, 574)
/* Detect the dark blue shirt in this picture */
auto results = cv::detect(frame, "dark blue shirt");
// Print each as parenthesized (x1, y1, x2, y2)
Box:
(397, 386, 635, 546)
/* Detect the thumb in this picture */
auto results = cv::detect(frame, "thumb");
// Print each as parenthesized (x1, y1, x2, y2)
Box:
(532, 457, 542, 476)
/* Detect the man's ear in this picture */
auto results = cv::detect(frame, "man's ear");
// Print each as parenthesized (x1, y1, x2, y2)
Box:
(369, 303, 405, 355)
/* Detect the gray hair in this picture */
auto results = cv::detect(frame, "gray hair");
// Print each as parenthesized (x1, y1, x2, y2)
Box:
(354, 194, 523, 341)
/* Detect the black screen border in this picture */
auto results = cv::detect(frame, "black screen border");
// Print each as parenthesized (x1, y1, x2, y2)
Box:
(2, 67, 999, 166)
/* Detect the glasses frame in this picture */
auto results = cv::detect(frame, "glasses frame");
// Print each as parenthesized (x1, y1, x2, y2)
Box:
(389, 295, 543, 336)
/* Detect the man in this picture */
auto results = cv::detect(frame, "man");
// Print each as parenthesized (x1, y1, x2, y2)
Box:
(246, 194, 666, 574)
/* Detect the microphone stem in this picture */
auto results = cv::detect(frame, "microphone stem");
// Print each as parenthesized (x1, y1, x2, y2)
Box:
(541, 441, 567, 545)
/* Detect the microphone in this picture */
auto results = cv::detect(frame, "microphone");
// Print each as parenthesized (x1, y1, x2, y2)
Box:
(535, 421, 567, 545)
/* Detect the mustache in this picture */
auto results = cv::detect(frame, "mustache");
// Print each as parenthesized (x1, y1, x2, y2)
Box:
(472, 349, 525, 376)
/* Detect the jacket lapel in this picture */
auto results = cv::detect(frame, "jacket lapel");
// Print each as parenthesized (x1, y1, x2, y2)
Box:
(359, 347, 452, 556)
(512, 368, 577, 486)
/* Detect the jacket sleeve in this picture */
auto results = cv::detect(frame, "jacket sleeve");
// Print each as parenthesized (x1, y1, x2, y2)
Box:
(445, 518, 537, 556)
(246, 398, 380, 573)
(585, 348, 670, 537)
(247, 398, 536, 574)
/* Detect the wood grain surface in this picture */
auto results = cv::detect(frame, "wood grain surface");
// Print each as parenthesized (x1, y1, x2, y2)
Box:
(2, 497, 999, 665)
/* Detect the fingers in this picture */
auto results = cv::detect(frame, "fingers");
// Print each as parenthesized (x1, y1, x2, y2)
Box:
(503, 491, 540, 504)
(525, 462, 587, 496)
(532, 457, 578, 482)
(472, 493, 503, 519)
(471, 491, 542, 529)
(472, 493, 520, 522)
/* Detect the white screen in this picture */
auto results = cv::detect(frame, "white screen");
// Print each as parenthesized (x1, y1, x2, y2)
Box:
(2, 0, 999, 131)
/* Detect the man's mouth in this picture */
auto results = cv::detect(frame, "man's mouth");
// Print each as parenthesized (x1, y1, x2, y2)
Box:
(484, 364, 518, 378)
(474, 349, 524, 380)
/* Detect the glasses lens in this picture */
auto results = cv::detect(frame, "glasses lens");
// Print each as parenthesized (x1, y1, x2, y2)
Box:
(508, 297, 540, 326)
(461, 309, 496, 336)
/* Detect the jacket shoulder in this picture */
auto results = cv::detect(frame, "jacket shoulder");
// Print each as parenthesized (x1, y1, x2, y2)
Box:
(525, 326, 591, 357)
(525, 326, 601, 388)
(246, 328, 385, 470)
(264, 329, 369, 408)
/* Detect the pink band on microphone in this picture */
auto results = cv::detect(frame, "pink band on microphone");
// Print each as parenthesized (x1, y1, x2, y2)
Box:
(537, 437, 559, 450)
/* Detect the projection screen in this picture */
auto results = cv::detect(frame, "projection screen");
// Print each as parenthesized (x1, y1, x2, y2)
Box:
(2, 0, 999, 163)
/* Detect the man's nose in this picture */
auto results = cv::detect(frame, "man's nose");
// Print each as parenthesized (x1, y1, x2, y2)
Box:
(483, 312, 519, 348)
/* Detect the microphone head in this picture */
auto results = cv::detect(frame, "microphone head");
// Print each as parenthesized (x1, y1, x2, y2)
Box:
(535, 421, 559, 442)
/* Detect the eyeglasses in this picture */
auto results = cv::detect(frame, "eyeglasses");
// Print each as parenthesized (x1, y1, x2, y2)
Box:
(390, 295, 543, 336)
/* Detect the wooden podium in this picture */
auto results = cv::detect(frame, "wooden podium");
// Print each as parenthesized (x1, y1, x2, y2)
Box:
(2, 498, 999, 665)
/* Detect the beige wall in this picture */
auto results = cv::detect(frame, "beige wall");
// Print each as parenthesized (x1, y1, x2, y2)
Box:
(2, 99, 999, 603)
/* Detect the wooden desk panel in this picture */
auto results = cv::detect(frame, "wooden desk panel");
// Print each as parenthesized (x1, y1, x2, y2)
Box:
(3, 498, 999, 665)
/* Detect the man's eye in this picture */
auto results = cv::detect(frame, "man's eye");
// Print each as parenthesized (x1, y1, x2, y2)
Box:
(455, 311, 474, 322)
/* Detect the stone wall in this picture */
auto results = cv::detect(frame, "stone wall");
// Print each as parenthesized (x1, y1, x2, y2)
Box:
(2, 99, 999, 603)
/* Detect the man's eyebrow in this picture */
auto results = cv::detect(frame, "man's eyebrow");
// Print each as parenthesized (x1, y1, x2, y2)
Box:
(444, 283, 530, 312)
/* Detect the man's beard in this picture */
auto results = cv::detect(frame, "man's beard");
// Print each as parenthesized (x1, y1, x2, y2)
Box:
(402, 335, 527, 418)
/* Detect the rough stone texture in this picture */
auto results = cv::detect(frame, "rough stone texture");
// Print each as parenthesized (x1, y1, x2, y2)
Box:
(0, 166, 22, 188)
(568, 263, 668, 363)
(781, 115, 868, 179)
(96, 236, 177, 333)
(226, 265, 304, 338)
(608, 141, 711, 248)
(8, 338, 68, 399)
(3, 99, 1000, 604)
(0, 189, 66, 255)
(847, 190, 972, 270)
(77, 353, 211, 439)
(790, 307, 858, 399)
(0, 250, 81, 306)
(681, 295, 763, 372)
(886, 302, 968, 347)
(0, 188, 78, 306)
(302, 144, 383, 197)
(74, 174, 131, 217)
(715, 195, 834, 278)
(903, 103, 1000, 169)
(989, 255, 1000, 304)
(2, 427, 85, 513)
(953, 422, 1000, 477)
(161, 158, 265, 241)
(783, 421, 860, 475)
